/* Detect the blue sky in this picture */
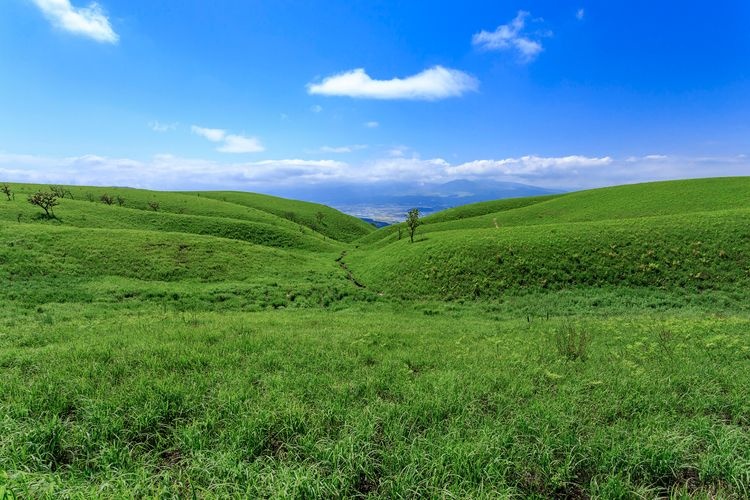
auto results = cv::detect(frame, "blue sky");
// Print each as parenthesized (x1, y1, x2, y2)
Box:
(1, 0, 748, 192)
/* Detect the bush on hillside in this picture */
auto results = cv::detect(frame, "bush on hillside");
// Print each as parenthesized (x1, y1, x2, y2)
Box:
(50, 185, 73, 199)
(28, 191, 59, 218)
(406, 208, 422, 243)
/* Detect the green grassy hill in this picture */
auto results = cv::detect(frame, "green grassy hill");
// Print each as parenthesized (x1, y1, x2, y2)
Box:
(359, 177, 750, 246)
(192, 190, 375, 242)
(2, 183, 372, 248)
(0, 183, 374, 310)
(349, 177, 750, 299)
(349, 209, 750, 299)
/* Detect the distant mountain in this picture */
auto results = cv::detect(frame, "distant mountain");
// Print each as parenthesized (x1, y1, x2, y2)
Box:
(267, 180, 561, 222)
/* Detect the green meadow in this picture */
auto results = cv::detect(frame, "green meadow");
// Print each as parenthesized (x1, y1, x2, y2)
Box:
(1, 178, 749, 498)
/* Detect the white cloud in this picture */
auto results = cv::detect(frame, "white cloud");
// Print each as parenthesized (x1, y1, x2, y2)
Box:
(310, 104, 323, 113)
(149, 121, 177, 133)
(192, 125, 264, 153)
(446, 155, 613, 178)
(576, 8, 585, 20)
(319, 145, 368, 154)
(217, 135, 265, 153)
(364, 121, 380, 128)
(472, 11, 544, 62)
(31, 0, 118, 44)
(626, 154, 670, 163)
(385, 145, 420, 159)
(307, 66, 478, 101)
(1, 151, 746, 192)
(191, 125, 226, 142)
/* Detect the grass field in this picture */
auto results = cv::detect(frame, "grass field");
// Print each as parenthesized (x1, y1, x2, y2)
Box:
(1, 178, 749, 497)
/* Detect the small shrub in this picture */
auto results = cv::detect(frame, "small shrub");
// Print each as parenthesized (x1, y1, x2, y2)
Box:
(148, 200, 160, 211)
(50, 185, 73, 199)
(28, 191, 59, 218)
(85, 192, 95, 202)
(116, 195, 125, 207)
(100, 193, 114, 205)
(1, 183, 12, 200)
(553, 320, 590, 361)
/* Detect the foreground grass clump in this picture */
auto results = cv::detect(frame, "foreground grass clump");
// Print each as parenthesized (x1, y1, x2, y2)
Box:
(1, 304, 748, 497)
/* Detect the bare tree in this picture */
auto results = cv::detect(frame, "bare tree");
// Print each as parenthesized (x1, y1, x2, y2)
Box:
(406, 208, 422, 243)
(28, 191, 59, 218)
(1, 183, 12, 201)
(50, 185, 73, 199)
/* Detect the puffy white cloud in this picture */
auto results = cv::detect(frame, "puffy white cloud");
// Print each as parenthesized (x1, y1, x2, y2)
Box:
(307, 66, 478, 101)
(446, 155, 613, 178)
(473, 11, 544, 62)
(31, 0, 118, 43)
(191, 125, 264, 153)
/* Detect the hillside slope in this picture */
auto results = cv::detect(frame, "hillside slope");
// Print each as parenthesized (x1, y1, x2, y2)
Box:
(192, 191, 375, 242)
(348, 178, 750, 298)
(1, 183, 375, 250)
(359, 177, 750, 246)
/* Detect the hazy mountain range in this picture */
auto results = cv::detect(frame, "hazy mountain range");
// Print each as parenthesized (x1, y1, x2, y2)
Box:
(267, 180, 561, 223)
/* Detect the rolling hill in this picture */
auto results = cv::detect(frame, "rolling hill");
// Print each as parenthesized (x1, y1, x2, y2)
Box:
(347, 177, 750, 298)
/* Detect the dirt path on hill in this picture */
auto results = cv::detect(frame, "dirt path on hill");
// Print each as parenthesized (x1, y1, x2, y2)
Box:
(336, 251, 366, 288)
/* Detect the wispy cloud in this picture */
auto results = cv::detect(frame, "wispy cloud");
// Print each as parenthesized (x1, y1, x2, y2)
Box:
(148, 121, 177, 133)
(191, 125, 226, 142)
(307, 66, 478, 101)
(217, 135, 265, 153)
(319, 145, 368, 154)
(310, 104, 323, 113)
(472, 11, 544, 62)
(364, 121, 380, 128)
(31, 0, 118, 44)
(191, 125, 264, 153)
(3, 151, 745, 191)
(386, 145, 414, 158)
(576, 8, 585, 20)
